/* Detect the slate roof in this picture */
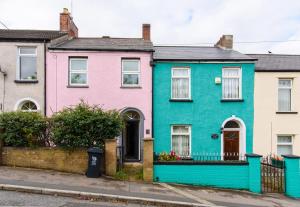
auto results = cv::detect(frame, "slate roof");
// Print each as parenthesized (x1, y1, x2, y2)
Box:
(248, 54, 300, 72)
(0, 29, 67, 41)
(49, 37, 154, 52)
(153, 46, 255, 61)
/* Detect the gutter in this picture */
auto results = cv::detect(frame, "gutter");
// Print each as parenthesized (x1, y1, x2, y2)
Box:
(153, 58, 257, 62)
(47, 47, 155, 52)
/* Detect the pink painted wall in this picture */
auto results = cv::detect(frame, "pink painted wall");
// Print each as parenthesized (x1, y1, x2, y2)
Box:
(46, 51, 152, 137)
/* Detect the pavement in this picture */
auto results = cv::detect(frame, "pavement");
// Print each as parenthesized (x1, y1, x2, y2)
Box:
(0, 190, 158, 207)
(0, 166, 298, 207)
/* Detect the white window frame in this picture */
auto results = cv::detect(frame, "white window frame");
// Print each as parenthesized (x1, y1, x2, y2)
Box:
(69, 58, 88, 86)
(277, 135, 293, 156)
(121, 59, 141, 87)
(17, 47, 37, 80)
(14, 98, 40, 112)
(171, 125, 191, 157)
(171, 67, 191, 100)
(222, 67, 242, 100)
(278, 79, 292, 112)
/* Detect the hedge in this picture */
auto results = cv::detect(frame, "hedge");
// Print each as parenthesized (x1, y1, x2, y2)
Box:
(0, 111, 47, 147)
(51, 102, 124, 148)
(0, 102, 124, 149)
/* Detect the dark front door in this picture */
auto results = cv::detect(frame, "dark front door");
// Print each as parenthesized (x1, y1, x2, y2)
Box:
(224, 131, 239, 160)
(124, 120, 140, 161)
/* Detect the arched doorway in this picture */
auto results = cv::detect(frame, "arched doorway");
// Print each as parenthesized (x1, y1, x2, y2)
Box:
(122, 109, 143, 162)
(221, 117, 246, 160)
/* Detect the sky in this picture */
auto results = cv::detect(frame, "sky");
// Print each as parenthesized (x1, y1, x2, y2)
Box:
(1, 0, 300, 54)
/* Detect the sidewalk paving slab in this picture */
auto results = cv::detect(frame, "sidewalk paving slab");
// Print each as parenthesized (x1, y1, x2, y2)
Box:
(0, 166, 299, 207)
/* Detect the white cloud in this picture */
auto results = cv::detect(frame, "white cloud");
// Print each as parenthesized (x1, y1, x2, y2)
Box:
(1, 0, 300, 54)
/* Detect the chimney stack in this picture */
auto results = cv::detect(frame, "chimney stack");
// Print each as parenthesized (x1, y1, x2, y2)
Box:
(142, 24, 151, 41)
(215, 35, 233, 49)
(60, 8, 78, 38)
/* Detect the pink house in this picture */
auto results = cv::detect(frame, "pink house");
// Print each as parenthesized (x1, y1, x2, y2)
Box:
(46, 10, 153, 162)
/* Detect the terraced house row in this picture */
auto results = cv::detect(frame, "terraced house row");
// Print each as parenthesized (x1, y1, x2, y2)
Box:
(0, 8, 299, 167)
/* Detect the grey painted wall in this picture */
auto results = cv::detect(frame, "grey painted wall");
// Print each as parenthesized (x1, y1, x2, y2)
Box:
(0, 42, 45, 114)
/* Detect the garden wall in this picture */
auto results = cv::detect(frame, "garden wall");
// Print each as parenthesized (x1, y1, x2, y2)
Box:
(2, 147, 88, 174)
(154, 154, 262, 193)
(154, 163, 249, 189)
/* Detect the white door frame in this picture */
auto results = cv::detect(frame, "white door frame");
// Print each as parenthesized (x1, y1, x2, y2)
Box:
(221, 115, 246, 159)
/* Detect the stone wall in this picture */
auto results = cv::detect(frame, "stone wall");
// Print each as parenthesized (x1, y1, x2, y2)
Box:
(2, 147, 88, 174)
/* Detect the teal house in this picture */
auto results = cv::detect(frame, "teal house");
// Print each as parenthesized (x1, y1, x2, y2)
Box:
(153, 35, 257, 160)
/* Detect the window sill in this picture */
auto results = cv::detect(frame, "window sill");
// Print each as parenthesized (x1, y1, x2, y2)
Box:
(169, 99, 193, 102)
(14, 80, 38, 84)
(221, 99, 244, 102)
(276, 111, 298, 114)
(67, 85, 89, 88)
(120, 86, 142, 89)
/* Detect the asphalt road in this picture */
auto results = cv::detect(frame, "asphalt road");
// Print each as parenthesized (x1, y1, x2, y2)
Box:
(0, 190, 156, 207)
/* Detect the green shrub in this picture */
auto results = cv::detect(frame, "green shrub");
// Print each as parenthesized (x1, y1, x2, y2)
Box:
(51, 102, 123, 149)
(0, 111, 47, 147)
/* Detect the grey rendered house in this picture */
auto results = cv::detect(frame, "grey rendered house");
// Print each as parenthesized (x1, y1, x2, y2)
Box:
(0, 8, 77, 114)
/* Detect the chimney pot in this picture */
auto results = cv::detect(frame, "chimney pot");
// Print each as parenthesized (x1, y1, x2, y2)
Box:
(63, 8, 69, 14)
(215, 35, 233, 49)
(142, 24, 151, 41)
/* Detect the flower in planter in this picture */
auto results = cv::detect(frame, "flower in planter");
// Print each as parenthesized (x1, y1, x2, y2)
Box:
(158, 151, 180, 161)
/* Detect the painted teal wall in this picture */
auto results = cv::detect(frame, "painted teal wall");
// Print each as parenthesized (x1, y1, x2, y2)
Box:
(153, 62, 255, 154)
(154, 164, 249, 189)
(283, 156, 300, 198)
(247, 155, 262, 193)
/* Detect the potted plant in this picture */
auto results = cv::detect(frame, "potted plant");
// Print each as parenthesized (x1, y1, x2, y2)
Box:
(271, 155, 284, 168)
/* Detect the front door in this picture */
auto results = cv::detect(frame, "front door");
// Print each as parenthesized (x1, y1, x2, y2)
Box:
(224, 131, 239, 160)
(124, 120, 140, 161)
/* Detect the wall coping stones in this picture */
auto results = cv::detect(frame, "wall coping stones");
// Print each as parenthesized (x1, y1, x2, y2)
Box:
(245, 153, 262, 158)
(282, 155, 300, 159)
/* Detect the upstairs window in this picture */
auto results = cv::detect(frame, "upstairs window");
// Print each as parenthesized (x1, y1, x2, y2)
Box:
(171, 68, 190, 99)
(69, 58, 88, 86)
(18, 47, 37, 80)
(122, 59, 140, 86)
(222, 68, 241, 99)
(278, 79, 292, 112)
(171, 125, 191, 157)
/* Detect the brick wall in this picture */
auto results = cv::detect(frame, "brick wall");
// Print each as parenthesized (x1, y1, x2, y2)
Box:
(2, 147, 88, 174)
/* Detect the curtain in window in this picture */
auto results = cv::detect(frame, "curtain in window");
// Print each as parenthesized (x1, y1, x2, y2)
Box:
(278, 80, 291, 111)
(172, 135, 189, 157)
(222, 69, 240, 99)
(277, 145, 292, 156)
(172, 78, 189, 99)
(172, 126, 190, 157)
